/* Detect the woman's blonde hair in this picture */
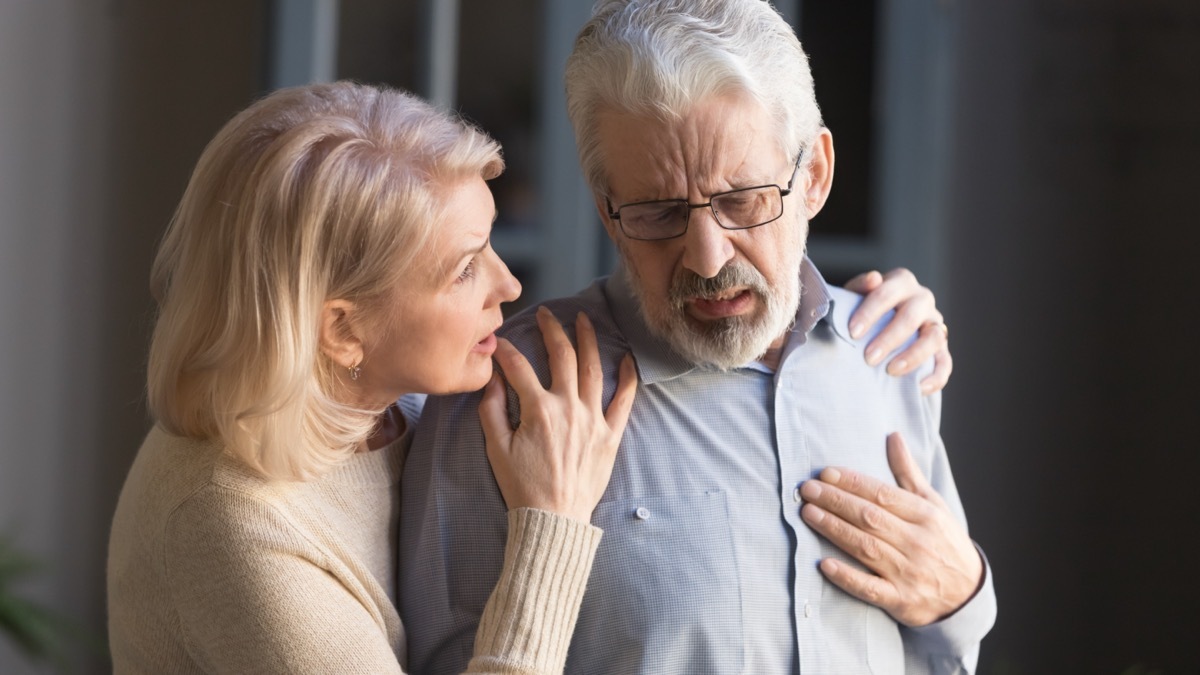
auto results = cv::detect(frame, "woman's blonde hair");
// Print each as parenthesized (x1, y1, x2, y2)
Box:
(147, 81, 502, 480)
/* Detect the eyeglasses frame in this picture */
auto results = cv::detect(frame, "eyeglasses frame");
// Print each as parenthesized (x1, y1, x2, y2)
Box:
(604, 150, 805, 242)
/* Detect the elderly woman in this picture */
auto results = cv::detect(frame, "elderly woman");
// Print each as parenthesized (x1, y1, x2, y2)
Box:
(107, 82, 951, 674)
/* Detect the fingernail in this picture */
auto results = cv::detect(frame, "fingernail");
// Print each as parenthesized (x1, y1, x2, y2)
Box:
(889, 359, 907, 374)
(921, 381, 935, 394)
(823, 467, 841, 483)
(577, 311, 592, 328)
(866, 348, 882, 366)
(821, 558, 839, 574)
(537, 305, 551, 319)
(800, 481, 821, 500)
(803, 504, 825, 523)
(850, 322, 864, 339)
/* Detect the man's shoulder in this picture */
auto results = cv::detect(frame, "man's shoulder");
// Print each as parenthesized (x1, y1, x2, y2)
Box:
(413, 277, 627, 436)
(821, 284, 930, 383)
(497, 277, 629, 365)
(824, 284, 908, 351)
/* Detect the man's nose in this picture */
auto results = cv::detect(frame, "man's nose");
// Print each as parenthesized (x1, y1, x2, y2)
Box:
(680, 207, 735, 279)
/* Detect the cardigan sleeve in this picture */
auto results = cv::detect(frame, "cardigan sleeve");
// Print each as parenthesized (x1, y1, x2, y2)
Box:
(163, 491, 600, 675)
(467, 508, 603, 674)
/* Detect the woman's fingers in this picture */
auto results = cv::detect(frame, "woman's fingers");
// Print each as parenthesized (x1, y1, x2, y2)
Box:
(920, 347, 953, 395)
(843, 269, 883, 295)
(478, 373, 509, 443)
(481, 308, 638, 522)
(478, 373, 515, 508)
(846, 268, 952, 392)
(575, 312, 603, 409)
(884, 316, 946, 377)
(491, 337, 544, 415)
(537, 306, 577, 395)
(865, 291, 938, 368)
(604, 353, 639, 436)
(849, 268, 916, 341)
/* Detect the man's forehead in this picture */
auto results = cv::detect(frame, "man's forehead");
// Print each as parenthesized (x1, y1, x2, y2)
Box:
(596, 98, 787, 197)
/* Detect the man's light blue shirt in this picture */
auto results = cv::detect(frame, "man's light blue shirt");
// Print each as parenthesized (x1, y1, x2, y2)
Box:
(400, 259, 996, 675)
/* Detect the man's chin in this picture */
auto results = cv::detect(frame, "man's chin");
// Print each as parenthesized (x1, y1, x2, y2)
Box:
(664, 316, 777, 371)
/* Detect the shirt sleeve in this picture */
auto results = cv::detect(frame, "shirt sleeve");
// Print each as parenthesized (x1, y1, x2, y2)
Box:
(163, 488, 406, 675)
(902, 545, 997, 674)
(899, 388, 999, 674)
(467, 508, 603, 674)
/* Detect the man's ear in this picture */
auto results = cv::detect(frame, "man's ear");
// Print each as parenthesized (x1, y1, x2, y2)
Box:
(593, 193, 620, 243)
(802, 127, 835, 220)
(319, 299, 364, 370)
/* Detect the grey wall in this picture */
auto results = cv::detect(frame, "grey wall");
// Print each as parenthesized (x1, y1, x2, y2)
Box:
(0, 2, 265, 672)
(942, 0, 1200, 672)
(0, 1, 1197, 673)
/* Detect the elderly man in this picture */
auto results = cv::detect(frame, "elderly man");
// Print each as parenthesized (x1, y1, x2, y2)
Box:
(400, 0, 995, 673)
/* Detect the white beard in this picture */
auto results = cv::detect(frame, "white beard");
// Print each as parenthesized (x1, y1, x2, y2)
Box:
(624, 259, 801, 371)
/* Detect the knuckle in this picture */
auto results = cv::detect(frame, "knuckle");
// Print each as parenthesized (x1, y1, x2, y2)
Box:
(860, 536, 883, 562)
(874, 485, 897, 508)
(861, 504, 886, 531)
(582, 360, 602, 382)
(859, 578, 882, 603)
(549, 341, 572, 361)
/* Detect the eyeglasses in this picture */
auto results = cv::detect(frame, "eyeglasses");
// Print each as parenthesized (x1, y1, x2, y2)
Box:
(605, 151, 803, 241)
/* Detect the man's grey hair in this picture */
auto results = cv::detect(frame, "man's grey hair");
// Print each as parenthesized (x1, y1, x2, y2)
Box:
(564, 0, 823, 196)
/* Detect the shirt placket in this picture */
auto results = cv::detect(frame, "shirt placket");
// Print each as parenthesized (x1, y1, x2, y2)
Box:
(776, 339, 828, 675)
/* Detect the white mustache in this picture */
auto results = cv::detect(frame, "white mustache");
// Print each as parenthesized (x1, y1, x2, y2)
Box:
(668, 262, 768, 310)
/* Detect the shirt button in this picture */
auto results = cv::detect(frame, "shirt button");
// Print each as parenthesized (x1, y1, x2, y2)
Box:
(803, 600, 812, 618)
(635, 507, 650, 520)
(793, 486, 802, 503)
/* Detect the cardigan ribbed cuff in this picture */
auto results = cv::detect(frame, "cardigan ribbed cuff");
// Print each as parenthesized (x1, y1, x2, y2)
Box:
(467, 508, 603, 674)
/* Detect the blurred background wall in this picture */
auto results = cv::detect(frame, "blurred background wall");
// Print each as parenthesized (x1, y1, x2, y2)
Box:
(0, 0, 1196, 673)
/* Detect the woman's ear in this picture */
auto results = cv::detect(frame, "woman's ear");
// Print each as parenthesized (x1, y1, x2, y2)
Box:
(803, 127, 835, 219)
(319, 299, 364, 371)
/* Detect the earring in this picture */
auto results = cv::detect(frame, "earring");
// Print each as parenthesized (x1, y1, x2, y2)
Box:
(348, 361, 362, 381)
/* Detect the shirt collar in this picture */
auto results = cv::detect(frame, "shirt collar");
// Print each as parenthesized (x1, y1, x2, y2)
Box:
(793, 256, 855, 343)
(775, 257, 857, 367)
(603, 256, 854, 384)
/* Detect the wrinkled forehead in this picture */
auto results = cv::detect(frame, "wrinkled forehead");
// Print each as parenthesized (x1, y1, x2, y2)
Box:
(596, 93, 790, 201)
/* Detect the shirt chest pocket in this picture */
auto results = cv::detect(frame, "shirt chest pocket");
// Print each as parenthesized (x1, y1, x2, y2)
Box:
(567, 491, 744, 675)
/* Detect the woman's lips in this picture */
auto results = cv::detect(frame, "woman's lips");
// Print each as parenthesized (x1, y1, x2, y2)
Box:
(687, 289, 754, 320)
(472, 332, 498, 354)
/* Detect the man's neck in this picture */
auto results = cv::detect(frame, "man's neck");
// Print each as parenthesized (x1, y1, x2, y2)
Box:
(757, 334, 789, 371)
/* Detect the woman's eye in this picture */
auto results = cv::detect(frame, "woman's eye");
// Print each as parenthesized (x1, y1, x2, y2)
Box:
(456, 258, 477, 283)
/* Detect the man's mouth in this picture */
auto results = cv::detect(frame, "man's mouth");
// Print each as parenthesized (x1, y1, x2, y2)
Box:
(687, 288, 754, 319)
